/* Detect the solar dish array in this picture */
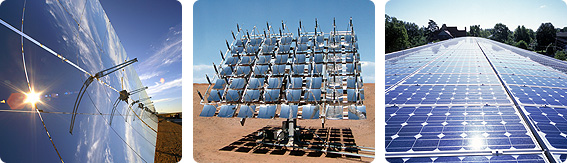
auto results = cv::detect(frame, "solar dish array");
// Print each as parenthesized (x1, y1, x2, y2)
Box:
(0, 0, 157, 162)
(199, 20, 366, 120)
(385, 37, 567, 162)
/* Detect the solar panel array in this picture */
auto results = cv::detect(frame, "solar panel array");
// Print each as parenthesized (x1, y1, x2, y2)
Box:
(385, 37, 567, 162)
(199, 20, 366, 121)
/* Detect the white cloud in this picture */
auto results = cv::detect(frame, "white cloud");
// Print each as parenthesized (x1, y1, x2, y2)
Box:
(193, 64, 216, 83)
(138, 24, 182, 72)
(540, 5, 546, 8)
(138, 71, 164, 81)
(360, 61, 375, 83)
(146, 77, 182, 95)
(153, 97, 180, 103)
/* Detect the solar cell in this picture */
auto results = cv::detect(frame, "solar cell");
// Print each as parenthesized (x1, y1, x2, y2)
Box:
(305, 89, 321, 102)
(272, 64, 286, 75)
(238, 56, 255, 65)
(286, 90, 302, 102)
(246, 45, 260, 54)
(254, 65, 269, 75)
(264, 37, 277, 45)
(229, 78, 246, 89)
(292, 65, 305, 75)
(207, 89, 224, 102)
(298, 36, 309, 44)
(258, 105, 277, 119)
(312, 54, 324, 63)
(288, 77, 303, 89)
(224, 56, 239, 65)
(226, 90, 242, 102)
(235, 39, 248, 47)
(275, 54, 288, 64)
(293, 54, 306, 63)
(280, 37, 293, 45)
(347, 105, 366, 120)
(231, 46, 244, 54)
(308, 64, 323, 74)
(264, 89, 280, 102)
(306, 77, 322, 89)
(200, 105, 217, 117)
(267, 77, 283, 89)
(256, 55, 272, 64)
(218, 105, 237, 118)
(220, 66, 234, 76)
(243, 90, 260, 102)
(280, 104, 298, 119)
(277, 45, 291, 54)
(235, 66, 251, 76)
(237, 105, 256, 118)
(212, 79, 227, 89)
(326, 105, 343, 120)
(247, 78, 265, 89)
(302, 105, 320, 119)
(261, 45, 276, 54)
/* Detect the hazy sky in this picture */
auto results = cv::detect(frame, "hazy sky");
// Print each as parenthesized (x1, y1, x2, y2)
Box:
(386, 0, 567, 31)
(193, 0, 376, 83)
(100, 0, 182, 113)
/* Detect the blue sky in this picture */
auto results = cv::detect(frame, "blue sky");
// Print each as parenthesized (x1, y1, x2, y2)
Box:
(386, 0, 567, 31)
(193, 0, 376, 83)
(100, 0, 182, 113)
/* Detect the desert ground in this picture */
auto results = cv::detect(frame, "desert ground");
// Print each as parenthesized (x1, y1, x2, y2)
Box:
(155, 116, 182, 162)
(193, 83, 375, 162)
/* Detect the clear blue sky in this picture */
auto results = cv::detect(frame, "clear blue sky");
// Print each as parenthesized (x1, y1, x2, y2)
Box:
(100, 0, 182, 113)
(386, 0, 567, 31)
(193, 0, 376, 83)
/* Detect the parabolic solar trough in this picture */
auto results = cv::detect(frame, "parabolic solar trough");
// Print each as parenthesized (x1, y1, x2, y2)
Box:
(385, 37, 567, 162)
(197, 18, 371, 157)
(0, 0, 157, 162)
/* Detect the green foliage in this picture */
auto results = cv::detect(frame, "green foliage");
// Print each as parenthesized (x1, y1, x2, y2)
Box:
(514, 25, 531, 44)
(555, 51, 566, 60)
(536, 22, 556, 51)
(469, 25, 481, 37)
(492, 23, 510, 43)
(515, 40, 528, 49)
(385, 14, 410, 53)
(404, 22, 427, 47)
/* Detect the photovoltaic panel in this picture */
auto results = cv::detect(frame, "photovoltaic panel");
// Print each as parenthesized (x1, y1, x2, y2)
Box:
(280, 104, 298, 119)
(237, 105, 256, 118)
(200, 105, 217, 117)
(199, 19, 366, 138)
(258, 105, 277, 119)
(302, 105, 320, 119)
(286, 90, 302, 102)
(385, 37, 567, 162)
(218, 105, 237, 118)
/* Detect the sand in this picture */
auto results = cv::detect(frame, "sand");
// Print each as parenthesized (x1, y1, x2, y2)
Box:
(193, 83, 375, 162)
(155, 117, 183, 162)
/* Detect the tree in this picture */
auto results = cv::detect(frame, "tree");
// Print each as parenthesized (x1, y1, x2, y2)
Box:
(514, 25, 531, 44)
(515, 40, 528, 50)
(555, 51, 566, 60)
(561, 27, 567, 32)
(427, 20, 439, 42)
(385, 15, 409, 53)
(404, 22, 426, 47)
(536, 22, 556, 52)
(469, 25, 481, 37)
(492, 23, 510, 43)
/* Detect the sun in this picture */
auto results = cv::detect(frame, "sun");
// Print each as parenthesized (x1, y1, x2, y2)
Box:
(25, 90, 41, 106)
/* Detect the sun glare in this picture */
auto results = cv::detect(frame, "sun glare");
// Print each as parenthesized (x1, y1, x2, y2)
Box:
(25, 91, 41, 105)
